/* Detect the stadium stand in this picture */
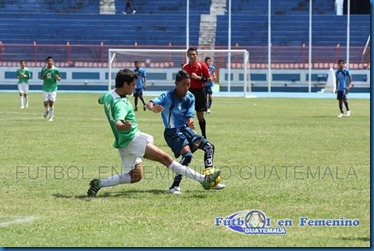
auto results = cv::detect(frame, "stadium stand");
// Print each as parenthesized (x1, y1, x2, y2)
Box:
(0, 0, 369, 67)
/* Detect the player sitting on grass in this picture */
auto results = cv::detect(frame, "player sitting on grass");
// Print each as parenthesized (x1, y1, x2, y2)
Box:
(147, 70, 225, 195)
(87, 69, 221, 197)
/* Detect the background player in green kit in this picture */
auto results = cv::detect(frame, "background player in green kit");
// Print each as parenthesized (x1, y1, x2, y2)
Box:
(87, 68, 221, 196)
(40, 56, 61, 122)
(16, 60, 31, 109)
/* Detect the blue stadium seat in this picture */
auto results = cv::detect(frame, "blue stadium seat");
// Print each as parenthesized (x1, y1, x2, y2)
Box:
(0, 0, 369, 65)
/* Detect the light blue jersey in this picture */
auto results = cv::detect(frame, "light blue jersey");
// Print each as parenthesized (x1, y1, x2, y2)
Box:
(205, 65, 216, 87)
(335, 68, 351, 91)
(151, 89, 195, 128)
(134, 67, 147, 89)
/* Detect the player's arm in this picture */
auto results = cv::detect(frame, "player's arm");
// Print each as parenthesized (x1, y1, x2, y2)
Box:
(186, 117, 195, 129)
(143, 77, 147, 90)
(143, 71, 147, 90)
(115, 120, 132, 131)
(146, 101, 163, 113)
(55, 70, 61, 81)
(190, 72, 201, 80)
(40, 68, 46, 80)
(212, 67, 217, 81)
(347, 72, 352, 90)
(114, 102, 132, 131)
(201, 64, 212, 82)
(98, 94, 104, 104)
(147, 93, 167, 112)
(19, 70, 30, 79)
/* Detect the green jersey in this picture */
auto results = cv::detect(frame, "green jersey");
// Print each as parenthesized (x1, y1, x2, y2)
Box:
(41, 66, 60, 92)
(99, 90, 140, 149)
(16, 67, 30, 84)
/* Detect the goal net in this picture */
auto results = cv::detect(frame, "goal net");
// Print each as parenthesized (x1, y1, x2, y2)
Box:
(108, 49, 250, 97)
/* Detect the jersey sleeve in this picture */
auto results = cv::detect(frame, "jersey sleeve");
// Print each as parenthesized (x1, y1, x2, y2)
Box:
(151, 92, 168, 106)
(211, 65, 216, 73)
(98, 94, 105, 105)
(113, 99, 128, 122)
(202, 63, 211, 78)
(55, 68, 60, 76)
(347, 70, 352, 79)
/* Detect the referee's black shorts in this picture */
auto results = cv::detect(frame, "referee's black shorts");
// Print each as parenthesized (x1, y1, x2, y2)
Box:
(189, 88, 207, 112)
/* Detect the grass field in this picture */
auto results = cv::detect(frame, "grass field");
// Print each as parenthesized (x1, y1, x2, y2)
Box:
(0, 92, 370, 247)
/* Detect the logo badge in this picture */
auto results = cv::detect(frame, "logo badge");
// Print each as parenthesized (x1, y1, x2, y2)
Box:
(215, 209, 287, 235)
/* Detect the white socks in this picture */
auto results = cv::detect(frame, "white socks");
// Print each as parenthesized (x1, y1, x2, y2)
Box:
(100, 173, 132, 187)
(49, 106, 54, 118)
(168, 161, 205, 182)
(99, 161, 206, 188)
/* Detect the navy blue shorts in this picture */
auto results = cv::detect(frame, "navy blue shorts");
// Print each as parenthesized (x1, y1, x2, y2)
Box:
(133, 88, 143, 97)
(205, 86, 213, 95)
(337, 90, 347, 100)
(164, 126, 203, 158)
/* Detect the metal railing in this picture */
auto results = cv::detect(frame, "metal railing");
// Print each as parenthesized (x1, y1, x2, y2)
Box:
(0, 42, 370, 69)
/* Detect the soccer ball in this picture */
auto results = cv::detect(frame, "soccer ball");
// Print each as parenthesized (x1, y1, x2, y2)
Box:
(202, 168, 221, 188)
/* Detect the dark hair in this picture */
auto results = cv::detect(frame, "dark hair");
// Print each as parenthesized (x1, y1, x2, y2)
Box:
(115, 69, 138, 88)
(204, 57, 211, 62)
(46, 56, 53, 61)
(134, 61, 139, 64)
(20, 60, 26, 64)
(187, 47, 198, 55)
(338, 59, 345, 64)
(175, 70, 190, 83)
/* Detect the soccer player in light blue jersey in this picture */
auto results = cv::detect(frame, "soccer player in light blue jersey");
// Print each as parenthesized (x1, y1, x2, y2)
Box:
(133, 61, 147, 111)
(204, 57, 216, 114)
(147, 70, 225, 195)
(335, 59, 352, 117)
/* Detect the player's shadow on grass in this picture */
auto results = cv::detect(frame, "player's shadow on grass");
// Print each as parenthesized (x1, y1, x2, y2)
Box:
(52, 189, 170, 200)
(106, 189, 209, 198)
(52, 189, 209, 199)
(109, 189, 167, 197)
(52, 193, 94, 200)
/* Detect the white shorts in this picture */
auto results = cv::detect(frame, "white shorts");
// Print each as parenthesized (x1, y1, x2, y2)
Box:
(118, 132, 154, 172)
(43, 91, 57, 102)
(18, 83, 29, 94)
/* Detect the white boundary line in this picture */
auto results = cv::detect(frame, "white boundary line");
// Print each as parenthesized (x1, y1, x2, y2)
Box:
(0, 216, 37, 227)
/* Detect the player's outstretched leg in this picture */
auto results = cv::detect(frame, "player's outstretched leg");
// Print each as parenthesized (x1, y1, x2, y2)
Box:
(144, 143, 221, 191)
(87, 163, 143, 197)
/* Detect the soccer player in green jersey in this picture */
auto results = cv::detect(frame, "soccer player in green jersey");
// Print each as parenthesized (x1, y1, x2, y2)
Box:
(87, 68, 221, 196)
(40, 56, 61, 122)
(16, 60, 31, 109)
